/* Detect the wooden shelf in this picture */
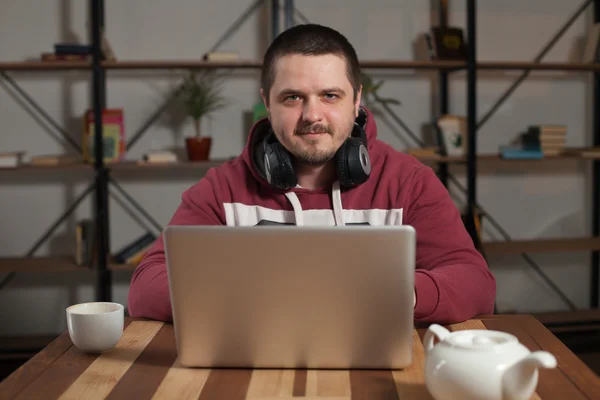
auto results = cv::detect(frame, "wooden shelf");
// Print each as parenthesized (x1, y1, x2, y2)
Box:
(0, 256, 134, 273)
(483, 237, 600, 256)
(2, 59, 600, 72)
(102, 60, 261, 70)
(1, 150, 599, 173)
(110, 159, 231, 170)
(477, 61, 600, 71)
(0, 61, 90, 71)
(413, 148, 600, 163)
(0, 159, 229, 172)
(0, 163, 93, 171)
(103, 60, 466, 70)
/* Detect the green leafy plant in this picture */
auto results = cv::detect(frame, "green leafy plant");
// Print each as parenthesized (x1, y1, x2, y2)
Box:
(178, 69, 228, 137)
(360, 72, 401, 109)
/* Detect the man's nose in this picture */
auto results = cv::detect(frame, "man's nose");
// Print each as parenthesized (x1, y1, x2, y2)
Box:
(302, 97, 324, 124)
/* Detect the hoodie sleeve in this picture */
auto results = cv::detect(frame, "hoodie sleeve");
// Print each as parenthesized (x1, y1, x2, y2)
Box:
(127, 169, 224, 322)
(404, 165, 496, 324)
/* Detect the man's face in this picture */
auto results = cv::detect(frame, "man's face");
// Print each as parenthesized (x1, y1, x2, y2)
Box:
(261, 54, 362, 166)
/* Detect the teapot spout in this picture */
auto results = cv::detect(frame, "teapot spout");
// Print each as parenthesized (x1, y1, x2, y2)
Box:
(502, 352, 556, 400)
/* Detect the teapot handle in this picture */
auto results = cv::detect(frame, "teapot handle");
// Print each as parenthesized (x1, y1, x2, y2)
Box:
(423, 324, 450, 354)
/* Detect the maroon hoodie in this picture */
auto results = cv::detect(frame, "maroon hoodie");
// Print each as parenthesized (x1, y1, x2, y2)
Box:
(128, 107, 496, 324)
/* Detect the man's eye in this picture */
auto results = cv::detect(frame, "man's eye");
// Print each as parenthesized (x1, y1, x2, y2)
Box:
(323, 93, 338, 100)
(285, 95, 300, 101)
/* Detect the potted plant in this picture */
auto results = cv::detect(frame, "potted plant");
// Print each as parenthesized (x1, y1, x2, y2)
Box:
(178, 69, 228, 161)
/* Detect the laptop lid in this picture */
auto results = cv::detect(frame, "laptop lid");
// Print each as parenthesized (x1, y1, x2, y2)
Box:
(164, 225, 416, 369)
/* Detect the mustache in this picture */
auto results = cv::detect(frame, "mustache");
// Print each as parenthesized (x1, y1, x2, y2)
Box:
(294, 124, 332, 134)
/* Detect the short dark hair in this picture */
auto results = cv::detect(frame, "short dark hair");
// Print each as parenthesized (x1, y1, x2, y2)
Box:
(260, 24, 361, 104)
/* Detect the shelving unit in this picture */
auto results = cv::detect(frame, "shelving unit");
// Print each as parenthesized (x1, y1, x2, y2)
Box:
(1, 0, 599, 328)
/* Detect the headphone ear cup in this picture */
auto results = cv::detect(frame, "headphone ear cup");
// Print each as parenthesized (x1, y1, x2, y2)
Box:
(338, 137, 371, 187)
(336, 123, 371, 188)
(264, 140, 297, 190)
(336, 141, 351, 186)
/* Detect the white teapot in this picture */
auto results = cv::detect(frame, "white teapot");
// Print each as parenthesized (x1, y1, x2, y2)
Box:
(423, 324, 557, 400)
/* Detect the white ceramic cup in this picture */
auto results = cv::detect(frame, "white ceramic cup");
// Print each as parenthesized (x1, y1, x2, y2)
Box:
(66, 302, 124, 353)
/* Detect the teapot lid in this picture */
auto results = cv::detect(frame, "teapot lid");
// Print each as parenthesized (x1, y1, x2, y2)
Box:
(445, 330, 518, 350)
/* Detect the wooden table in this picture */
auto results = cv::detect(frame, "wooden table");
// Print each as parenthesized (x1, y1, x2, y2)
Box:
(1, 315, 598, 399)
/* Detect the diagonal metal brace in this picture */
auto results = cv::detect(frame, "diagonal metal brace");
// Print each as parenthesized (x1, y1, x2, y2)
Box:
(0, 71, 82, 153)
(208, 0, 266, 54)
(294, 7, 310, 24)
(0, 183, 96, 292)
(477, 0, 592, 132)
(25, 183, 96, 257)
(108, 177, 164, 233)
(126, 85, 184, 151)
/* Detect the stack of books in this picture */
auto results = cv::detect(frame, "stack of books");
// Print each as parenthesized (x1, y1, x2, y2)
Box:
(112, 233, 157, 265)
(500, 124, 567, 159)
(522, 125, 567, 156)
(41, 43, 90, 62)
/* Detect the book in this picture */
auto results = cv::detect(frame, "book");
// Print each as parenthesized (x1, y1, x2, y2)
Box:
(113, 233, 157, 264)
(30, 154, 80, 166)
(582, 23, 600, 63)
(142, 150, 177, 163)
(203, 51, 239, 61)
(41, 53, 89, 62)
(499, 145, 544, 160)
(430, 27, 467, 60)
(82, 108, 125, 163)
(75, 219, 96, 266)
(0, 152, 25, 168)
(54, 43, 91, 55)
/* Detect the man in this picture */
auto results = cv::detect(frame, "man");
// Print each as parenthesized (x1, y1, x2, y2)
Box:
(128, 23, 496, 324)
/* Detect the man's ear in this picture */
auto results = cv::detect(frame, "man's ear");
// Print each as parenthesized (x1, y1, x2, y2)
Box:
(354, 84, 363, 117)
(260, 89, 270, 116)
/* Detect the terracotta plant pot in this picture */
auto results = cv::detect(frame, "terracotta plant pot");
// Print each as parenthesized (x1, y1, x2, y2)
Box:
(186, 137, 212, 161)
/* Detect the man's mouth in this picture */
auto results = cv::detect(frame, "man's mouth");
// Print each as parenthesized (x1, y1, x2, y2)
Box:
(299, 132, 327, 139)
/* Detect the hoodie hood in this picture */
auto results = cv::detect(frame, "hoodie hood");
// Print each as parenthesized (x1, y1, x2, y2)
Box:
(242, 105, 379, 192)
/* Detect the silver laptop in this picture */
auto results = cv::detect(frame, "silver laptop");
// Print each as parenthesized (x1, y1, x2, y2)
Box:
(164, 225, 416, 369)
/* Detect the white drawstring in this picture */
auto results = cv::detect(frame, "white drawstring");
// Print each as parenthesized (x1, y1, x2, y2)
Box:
(331, 181, 345, 226)
(284, 181, 345, 226)
(284, 192, 304, 226)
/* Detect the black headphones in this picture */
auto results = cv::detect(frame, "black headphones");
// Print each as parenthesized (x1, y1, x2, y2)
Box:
(262, 108, 372, 190)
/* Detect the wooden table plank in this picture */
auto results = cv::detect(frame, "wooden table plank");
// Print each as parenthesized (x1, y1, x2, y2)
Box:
(58, 321, 163, 400)
(391, 330, 432, 399)
(519, 315, 600, 399)
(246, 369, 295, 398)
(197, 369, 254, 400)
(483, 319, 585, 400)
(105, 323, 178, 399)
(349, 370, 397, 400)
(0, 331, 72, 399)
(306, 370, 351, 397)
(151, 360, 211, 400)
(13, 341, 101, 398)
(293, 369, 308, 396)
